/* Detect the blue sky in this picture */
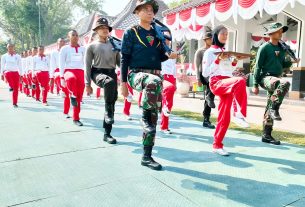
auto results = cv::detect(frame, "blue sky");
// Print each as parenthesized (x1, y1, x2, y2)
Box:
(103, 0, 174, 16)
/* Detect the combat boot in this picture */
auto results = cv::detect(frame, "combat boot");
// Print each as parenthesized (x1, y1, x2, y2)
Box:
(269, 103, 282, 121)
(141, 146, 162, 171)
(262, 125, 281, 145)
(203, 116, 215, 129)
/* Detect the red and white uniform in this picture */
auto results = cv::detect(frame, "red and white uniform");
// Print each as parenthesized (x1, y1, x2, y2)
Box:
(1, 53, 22, 105)
(50, 50, 61, 94)
(59, 45, 85, 121)
(32, 55, 50, 103)
(21, 57, 30, 96)
(160, 59, 177, 130)
(26, 55, 35, 97)
(202, 45, 247, 149)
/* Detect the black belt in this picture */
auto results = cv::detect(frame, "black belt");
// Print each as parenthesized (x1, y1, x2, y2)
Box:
(92, 67, 115, 72)
(131, 69, 161, 75)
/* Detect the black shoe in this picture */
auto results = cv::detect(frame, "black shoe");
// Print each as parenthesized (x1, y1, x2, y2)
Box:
(203, 120, 215, 129)
(269, 109, 282, 121)
(71, 97, 78, 107)
(13, 104, 18, 108)
(73, 120, 83, 126)
(262, 134, 281, 145)
(103, 134, 117, 144)
(141, 157, 162, 171)
(9, 88, 13, 92)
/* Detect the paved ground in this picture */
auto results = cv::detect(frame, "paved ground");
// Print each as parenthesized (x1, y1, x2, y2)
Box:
(0, 82, 305, 207)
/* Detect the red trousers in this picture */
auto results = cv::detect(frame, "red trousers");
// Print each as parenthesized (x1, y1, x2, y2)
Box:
(160, 75, 176, 130)
(33, 71, 49, 103)
(4, 71, 20, 105)
(63, 69, 85, 121)
(50, 68, 61, 94)
(210, 76, 247, 149)
(22, 75, 30, 96)
(27, 71, 36, 97)
(123, 84, 143, 116)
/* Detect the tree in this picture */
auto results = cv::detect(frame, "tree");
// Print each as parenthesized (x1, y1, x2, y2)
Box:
(0, 0, 105, 52)
(168, 0, 190, 9)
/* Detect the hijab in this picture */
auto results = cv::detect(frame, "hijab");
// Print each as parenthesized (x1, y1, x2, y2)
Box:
(212, 25, 227, 48)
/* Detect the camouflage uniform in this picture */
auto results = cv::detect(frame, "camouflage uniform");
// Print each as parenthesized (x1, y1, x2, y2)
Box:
(259, 76, 290, 127)
(128, 71, 163, 146)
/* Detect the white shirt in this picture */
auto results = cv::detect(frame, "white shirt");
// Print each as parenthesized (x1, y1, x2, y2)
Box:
(202, 46, 237, 79)
(33, 55, 50, 72)
(26, 56, 34, 72)
(59, 45, 85, 77)
(21, 58, 27, 75)
(161, 59, 177, 77)
(0, 53, 22, 75)
(50, 50, 60, 77)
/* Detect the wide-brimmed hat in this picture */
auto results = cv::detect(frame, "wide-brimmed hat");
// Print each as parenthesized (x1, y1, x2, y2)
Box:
(264, 22, 288, 35)
(92, 18, 112, 32)
(133, 0, 159, 14)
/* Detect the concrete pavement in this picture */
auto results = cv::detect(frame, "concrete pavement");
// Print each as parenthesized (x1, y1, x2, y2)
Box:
(0, 82, 305, 207)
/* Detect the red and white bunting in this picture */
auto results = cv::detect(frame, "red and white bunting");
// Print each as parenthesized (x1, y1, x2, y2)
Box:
(164, 0, 305, 40)
(251, 36, 297, 49)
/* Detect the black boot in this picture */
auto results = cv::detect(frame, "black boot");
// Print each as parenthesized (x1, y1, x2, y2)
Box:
(104, 102, 114, 124)
(141, 146, 162, 171)
(262, 125, 281, 145)
(269, 103, 282, 121)
(141, 109, 156, 134)
(203, 116, 215, 129)
(103, 134, 117, 144)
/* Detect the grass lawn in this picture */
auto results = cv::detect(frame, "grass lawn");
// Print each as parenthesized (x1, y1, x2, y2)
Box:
(172, 109, 305, 146)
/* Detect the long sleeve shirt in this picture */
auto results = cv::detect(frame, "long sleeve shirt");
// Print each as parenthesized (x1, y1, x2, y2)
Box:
(161, 59, 177, 77)
(0, 53, 22, 75)
(21, 58, 27, 75)
(85, 40, 121, 86)
(26, 56, 34, 71)
(194, 47, 207, 81)
(202, 45, 237, 79)
(254, 42, 292, 87)
(50, 50, 60, 78)
(120, 25, 168, 82)
(33, 55, 50, 72)
(59, 45, 85, 78)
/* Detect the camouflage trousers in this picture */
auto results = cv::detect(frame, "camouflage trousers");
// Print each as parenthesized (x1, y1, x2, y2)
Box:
(260, 76, 290, 127)
(127, 71, 163, 146)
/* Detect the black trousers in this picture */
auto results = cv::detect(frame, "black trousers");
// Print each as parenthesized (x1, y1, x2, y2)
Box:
(199, 74, 215, 117)
(91, 68, 118, 134)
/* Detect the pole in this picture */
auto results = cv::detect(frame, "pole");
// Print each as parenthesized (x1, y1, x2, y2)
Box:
(38, 0, 41, 45)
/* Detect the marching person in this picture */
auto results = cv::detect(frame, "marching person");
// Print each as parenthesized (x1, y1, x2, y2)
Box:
(160, 39, 177, 134)
(32, 46, 50, 105)
(59, 30, 85, 126)
(202, 25, 249, 156)
(21, 51, 30, 96)
(85, 17, 120, 144)
(0, 43, 22, 107)
(50, 38, 66, 96)
(194, 30, 216, 129)
(27, 47, 38, 98)
(252, 22, 300, 145)
(120, 0, 178, 170)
